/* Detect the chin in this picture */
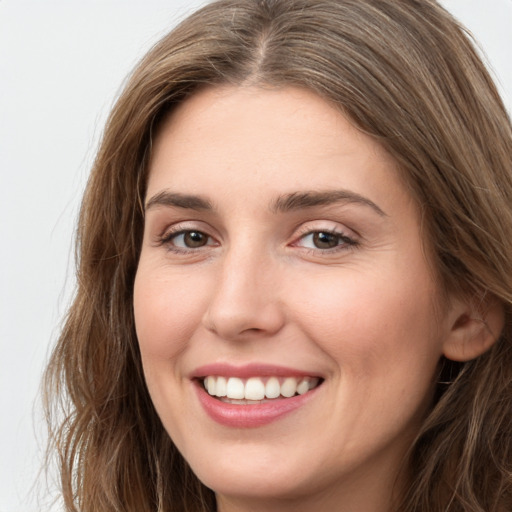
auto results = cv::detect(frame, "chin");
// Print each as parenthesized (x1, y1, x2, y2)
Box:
(196, 465, 319, 503)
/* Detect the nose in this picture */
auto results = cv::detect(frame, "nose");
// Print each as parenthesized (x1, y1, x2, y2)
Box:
(202, 248, 286, 341)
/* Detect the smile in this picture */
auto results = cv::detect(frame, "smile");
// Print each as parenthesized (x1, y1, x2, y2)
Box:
(193, 366, 324, 427)
(203, 376, 321, 403)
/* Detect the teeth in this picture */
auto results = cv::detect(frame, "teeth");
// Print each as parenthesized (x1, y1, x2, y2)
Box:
(245, 377, 266, 400)
(226, 377, 245, 399)
(281, 377, 297, 398)
(265, 377, 281, 399)
(203, 375, 320, 400)
(215, 376, 227, 397)
(297, 379, 309, 395)
(205, 376, 216, 395)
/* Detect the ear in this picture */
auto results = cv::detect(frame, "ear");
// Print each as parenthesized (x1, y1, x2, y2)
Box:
(442, 294, 505, 362)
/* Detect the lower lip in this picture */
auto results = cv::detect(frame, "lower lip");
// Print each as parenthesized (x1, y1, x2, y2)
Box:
(195, 382, 320, 428)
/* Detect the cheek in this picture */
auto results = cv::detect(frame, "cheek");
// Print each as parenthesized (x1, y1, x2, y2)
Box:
(287, 264, 443, 375)
(293, 268, 443, 436)
(133, 265, 206, 359)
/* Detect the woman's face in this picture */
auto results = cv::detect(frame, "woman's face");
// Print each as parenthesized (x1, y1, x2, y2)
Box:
(134, 86, 457, 510)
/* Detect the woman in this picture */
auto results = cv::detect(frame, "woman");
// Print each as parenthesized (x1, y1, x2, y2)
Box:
(44, 0, 512, 511)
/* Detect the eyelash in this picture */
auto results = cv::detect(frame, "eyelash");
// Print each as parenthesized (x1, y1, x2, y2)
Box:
(291, 227, 358, 254)
(157, 227, 217, 254)
(156, 225, 358, 255)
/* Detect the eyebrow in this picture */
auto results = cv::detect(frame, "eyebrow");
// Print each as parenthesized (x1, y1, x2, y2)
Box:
(144, 189, 387, 217)
(145, 191, 213, 212)
(270, 190, 387, 216)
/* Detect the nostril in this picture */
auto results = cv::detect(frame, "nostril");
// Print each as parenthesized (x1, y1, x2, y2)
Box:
(202, 305, 285, 340)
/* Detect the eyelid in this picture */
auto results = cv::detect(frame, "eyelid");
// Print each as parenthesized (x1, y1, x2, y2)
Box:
(155, 221, 219, 252)
(292, 220, 358, 240)
(290, 221, 359, 252)
(157, 220, 214, 238)
(152, 219, 359, 255)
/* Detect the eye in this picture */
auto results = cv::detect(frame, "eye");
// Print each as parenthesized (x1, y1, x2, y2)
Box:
(160, 229, 217, 251)
(295, 230, 356, 250)
(174, 230, 210, 248)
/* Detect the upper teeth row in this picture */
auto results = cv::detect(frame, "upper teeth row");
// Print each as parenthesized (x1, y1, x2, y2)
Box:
(203, 376, 319, 400)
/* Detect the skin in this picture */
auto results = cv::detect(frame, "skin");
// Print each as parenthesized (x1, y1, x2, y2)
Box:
(133, 85, 465, 512)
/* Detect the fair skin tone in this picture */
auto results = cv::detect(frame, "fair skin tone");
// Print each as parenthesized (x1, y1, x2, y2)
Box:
(133, 85, 495, 512)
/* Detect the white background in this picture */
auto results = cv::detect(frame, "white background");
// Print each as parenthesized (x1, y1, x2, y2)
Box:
(0, 1, 511, 511)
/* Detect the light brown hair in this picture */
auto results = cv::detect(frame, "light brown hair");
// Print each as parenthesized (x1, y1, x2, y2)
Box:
(44, 0, 512, 510)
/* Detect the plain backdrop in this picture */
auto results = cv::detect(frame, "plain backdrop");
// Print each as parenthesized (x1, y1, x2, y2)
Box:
(0, 1, 511, 511)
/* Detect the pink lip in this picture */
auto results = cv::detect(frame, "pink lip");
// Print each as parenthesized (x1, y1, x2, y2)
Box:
(191, 362, 320, 379)
(195, 383, 319, 428)
(191, 363, 322, 428)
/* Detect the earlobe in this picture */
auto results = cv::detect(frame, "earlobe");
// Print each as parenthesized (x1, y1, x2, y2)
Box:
(442, 295, 505, 362)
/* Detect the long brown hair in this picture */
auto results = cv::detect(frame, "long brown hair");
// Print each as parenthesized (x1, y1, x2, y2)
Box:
(44, 1, 512, 510)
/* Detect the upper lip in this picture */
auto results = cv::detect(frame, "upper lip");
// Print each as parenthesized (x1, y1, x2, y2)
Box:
(191, 363, 323, 379)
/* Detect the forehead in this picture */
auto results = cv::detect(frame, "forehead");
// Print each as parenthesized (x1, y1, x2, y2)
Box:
(148, 86, 404, 202)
